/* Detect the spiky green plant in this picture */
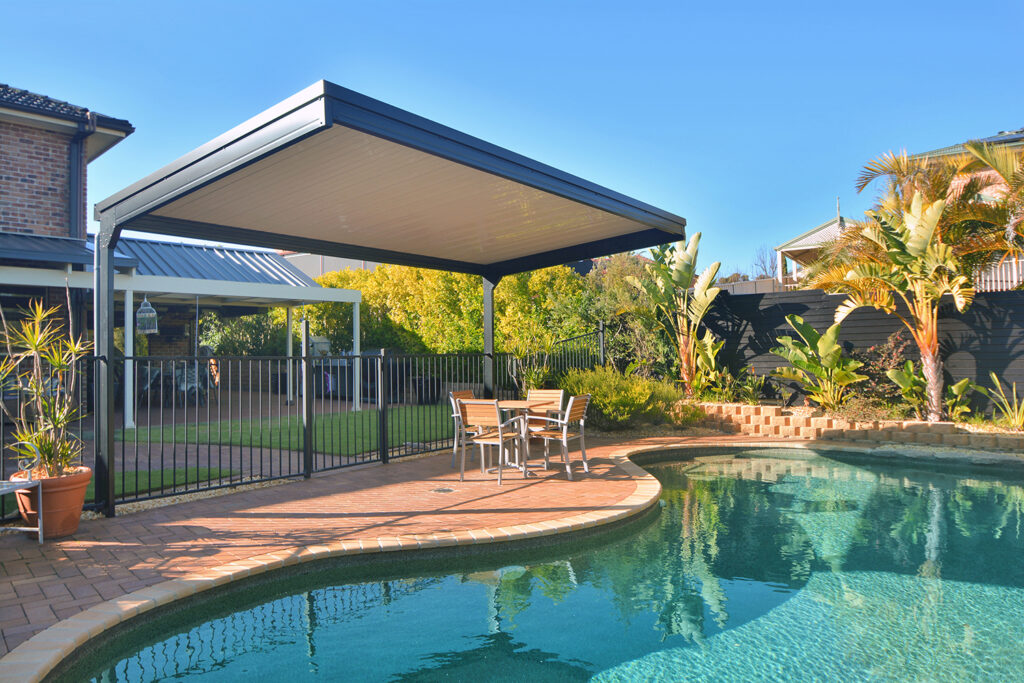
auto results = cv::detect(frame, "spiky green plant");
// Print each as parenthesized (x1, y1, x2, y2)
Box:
(0, 298, 91, 476)
(981, 373, 1024, 431)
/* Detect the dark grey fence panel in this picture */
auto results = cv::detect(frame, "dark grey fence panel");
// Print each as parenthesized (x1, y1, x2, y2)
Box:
(704, 289, 1024, 399)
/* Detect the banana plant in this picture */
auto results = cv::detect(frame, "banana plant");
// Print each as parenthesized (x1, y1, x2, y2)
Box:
(945, 377, 975, 421)
(627, 233, 721, 395)
(887, 360, 928, 419)
(770, 314, 867, 412)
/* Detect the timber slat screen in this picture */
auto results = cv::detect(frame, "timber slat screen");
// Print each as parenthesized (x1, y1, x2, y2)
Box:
(5, 328, 602, 517)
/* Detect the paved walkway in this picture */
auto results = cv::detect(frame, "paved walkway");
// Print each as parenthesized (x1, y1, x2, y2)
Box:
(0, 433, 794, 679)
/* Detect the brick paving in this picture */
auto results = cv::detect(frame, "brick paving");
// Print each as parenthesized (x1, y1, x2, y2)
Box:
(0, 434, 693, 658)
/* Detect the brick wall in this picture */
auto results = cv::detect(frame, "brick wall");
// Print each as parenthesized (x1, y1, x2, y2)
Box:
(697, 402, 1024, 453)
(0, 120, 82, 237)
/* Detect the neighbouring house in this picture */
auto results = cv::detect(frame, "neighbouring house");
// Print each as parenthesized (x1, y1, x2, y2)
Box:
(772, 127, 1024, 292)
(0, 85, 363, 427)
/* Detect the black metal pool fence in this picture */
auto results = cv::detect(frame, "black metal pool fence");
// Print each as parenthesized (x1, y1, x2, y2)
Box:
(0, 327, 602, 518)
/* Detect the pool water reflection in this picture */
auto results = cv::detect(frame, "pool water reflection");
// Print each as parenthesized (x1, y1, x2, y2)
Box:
(75, 449, 1024, 681)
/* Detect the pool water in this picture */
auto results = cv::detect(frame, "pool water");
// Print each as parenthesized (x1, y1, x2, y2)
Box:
(70, 449, 1024, 681)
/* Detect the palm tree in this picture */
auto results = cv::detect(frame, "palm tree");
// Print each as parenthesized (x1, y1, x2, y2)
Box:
(628, 233, 721, 395)
(806, 191, 974, 421)
(959, 141, 1024, 263)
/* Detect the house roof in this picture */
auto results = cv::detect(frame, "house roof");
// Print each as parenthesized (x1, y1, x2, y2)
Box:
(0, 231, 315, 288)
(775, 216, 850, 252)
(0, 232, 137, 269)
(96, 80, 686, 281)
(0, 84, 134, 161)
(913, 127, 1024, 158)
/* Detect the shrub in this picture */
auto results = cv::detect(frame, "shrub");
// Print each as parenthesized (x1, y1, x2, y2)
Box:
(850, 330, 913, 403)
(980, 374, 1024, 431)
(559, 366, 691, 430)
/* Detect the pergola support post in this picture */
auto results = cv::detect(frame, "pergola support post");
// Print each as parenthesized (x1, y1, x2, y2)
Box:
(301, 319, 313, 478)
(94, 221, 117, 517)
(482, 275, 500, 399)
(352, 302, 361, 411)
(123, 278, 134, 430)
(286, 307, 294, 405)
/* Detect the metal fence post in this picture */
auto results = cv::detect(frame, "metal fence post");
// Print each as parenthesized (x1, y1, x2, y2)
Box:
(597, 321, 606, 367)
(301, 320, 313, 479)
(377, 348, 389, 464)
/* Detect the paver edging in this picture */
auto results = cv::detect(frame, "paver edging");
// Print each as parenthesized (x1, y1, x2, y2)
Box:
(0, 442, 665, 682)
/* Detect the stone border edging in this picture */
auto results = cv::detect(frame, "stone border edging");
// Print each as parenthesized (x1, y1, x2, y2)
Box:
(0, 447, 664, 682)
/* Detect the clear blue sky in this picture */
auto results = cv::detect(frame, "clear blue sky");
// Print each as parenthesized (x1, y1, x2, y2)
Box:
(4, 0, 1022, 275)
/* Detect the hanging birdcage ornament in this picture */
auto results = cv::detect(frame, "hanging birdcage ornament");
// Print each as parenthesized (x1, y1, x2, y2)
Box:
(136, 296, 159, 335)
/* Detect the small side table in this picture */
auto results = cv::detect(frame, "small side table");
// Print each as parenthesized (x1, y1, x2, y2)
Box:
(0, 479, 43, 544)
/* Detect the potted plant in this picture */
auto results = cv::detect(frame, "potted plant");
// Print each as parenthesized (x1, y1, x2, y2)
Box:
(1, 297, 92, 539)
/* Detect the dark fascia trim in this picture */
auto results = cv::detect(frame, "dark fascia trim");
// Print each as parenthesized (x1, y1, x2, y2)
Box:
(483, 228, 679, 280)
(323, 82, 686, 234)
(123, 215, 492, 276)
(123, 216, 678, 280)
(95, 82, 332, 222)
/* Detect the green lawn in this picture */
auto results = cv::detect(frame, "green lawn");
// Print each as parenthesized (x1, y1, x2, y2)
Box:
(2, 467, 236, 514)
(87, 467, 237, 501)
(117, 404, 453, 457)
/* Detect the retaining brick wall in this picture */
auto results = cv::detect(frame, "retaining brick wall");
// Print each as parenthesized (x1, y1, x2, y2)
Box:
(696, 402, 1024, 453)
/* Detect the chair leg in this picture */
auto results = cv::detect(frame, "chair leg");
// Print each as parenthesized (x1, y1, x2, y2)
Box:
(543, 439, 551, 469)
(497, 444, 503, 486)
(561, 440, 573, 481)
(460, 439, 467, 481)
(580, 432, 589, 473)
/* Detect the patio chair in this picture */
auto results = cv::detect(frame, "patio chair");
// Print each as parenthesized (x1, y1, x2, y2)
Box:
(136, 365, 163, 407)
(528, 394, 591, 480)
(449, 390, 476, 467)
(525, 388, 565, 434)
(174, 362, 206, 407)
(458, 399, 525, 485)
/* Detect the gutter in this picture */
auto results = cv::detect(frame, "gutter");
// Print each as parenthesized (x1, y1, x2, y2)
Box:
(68, 112, 97, 239)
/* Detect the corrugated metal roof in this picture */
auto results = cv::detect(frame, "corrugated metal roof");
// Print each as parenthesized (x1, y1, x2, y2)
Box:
(0, 232, 137, 268)
(0, 232, 317, 288)
(775, 217, 850, 252)
(113, 237, 317, 287)
(914, 127, 1024, 158)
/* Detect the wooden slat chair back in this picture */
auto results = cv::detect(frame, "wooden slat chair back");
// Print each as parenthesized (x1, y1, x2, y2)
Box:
(525, 388, 565, 432)
(448, 390, 477, 466)
(528, 394, 591, 480)
(457, 399, 524, 485)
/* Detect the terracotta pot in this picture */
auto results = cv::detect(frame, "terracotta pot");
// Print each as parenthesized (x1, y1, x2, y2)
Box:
(10, 467, 92, 540)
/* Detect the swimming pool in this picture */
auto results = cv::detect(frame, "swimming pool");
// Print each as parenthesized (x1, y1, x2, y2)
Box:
(63, 448, 1024, 681)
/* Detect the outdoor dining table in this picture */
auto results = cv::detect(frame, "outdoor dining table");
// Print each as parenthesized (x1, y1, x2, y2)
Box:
(496, 399, 549, 475)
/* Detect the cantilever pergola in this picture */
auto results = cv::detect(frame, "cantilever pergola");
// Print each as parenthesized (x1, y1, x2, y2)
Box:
(93, 80, 686, 514)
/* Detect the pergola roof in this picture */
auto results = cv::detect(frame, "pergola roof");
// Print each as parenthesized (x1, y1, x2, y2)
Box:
(96, 80, 686, 279)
